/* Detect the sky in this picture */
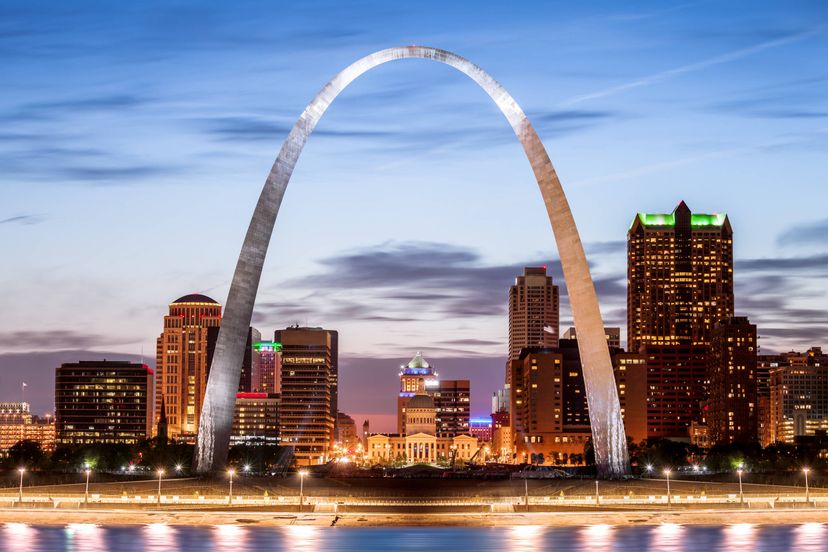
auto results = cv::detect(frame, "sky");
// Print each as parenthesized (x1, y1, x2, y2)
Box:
(1, 1, 827, 431)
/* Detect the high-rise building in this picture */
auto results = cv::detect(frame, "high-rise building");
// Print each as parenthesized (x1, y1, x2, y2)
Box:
(156, 294, 222, 440)
(627, 201, 734, 352)
(55, 361, 153, 446)
(708, 317, 758, 445)
(508, 267, 559, 381)
(252, 341, 282, 393)
(335, 412, 359, 451)
(510, 348, 589, 465)
(433, 379, 471, 438)
(563, 327, 621, 350)
(231, 392, 280, 446)
(627, 202, 735, 439)
(612, 352, 648, 445)
(276, 326, 338, 466)
(0, 403, 56, 455)
(768, 348, 828, 444)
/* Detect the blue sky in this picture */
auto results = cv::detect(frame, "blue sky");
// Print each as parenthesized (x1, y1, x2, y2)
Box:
(1, 1, 827, 428)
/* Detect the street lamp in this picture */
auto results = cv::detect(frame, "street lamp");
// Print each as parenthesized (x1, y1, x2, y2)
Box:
(595, 480, 600, 507)
(664, 468, 672, 508)
(736, 468, 744, 508)
(243, 464, 251, 474)
(298, 470, 308, 512)
(156, 468, 165, 506)
(645, 464, 654, 476)
(84, 468, 91, 505)
(175, 464, 183, 474)
(803, 468, 811, 505)
(17, 468, 25, 504)
(227, 468, 236, 506)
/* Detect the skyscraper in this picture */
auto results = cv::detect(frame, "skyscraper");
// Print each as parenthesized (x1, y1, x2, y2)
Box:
(508, 267, 559, 381)
(276, 326, 338, 466)
(252, 341, 282, 393)
(768, 348, 828, 444)
(627, 202, 734, 439)
(55, 361, 152, 446)
(156, 294, 221, 440)
(433, 379, 471, 438)
(627, 201, 734, 352)
(708, 317, 758, 445)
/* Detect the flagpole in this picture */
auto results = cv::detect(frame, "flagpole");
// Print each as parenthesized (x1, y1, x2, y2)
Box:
(21, 382, 27, 404)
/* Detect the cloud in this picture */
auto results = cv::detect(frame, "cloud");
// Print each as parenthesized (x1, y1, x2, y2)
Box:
(562, 28, 821, 106)
(777, 219, 828, 247)
(0, 214, 44, 225)
(252, 240, 627, 334)
(735, 253, 828, 272)
(0, 330, 135, 352)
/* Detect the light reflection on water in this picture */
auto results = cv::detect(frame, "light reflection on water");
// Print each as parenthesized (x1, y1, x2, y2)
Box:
(1, 522, 824, 551)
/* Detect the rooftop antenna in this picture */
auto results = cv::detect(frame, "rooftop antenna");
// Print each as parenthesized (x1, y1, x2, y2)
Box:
(21, 381, 27, 404)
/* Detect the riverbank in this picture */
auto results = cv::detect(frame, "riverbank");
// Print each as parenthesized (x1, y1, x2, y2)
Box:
(3, 507, 828, 527)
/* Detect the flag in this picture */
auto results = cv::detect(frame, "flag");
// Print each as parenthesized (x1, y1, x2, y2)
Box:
(22, 382, 27, 388)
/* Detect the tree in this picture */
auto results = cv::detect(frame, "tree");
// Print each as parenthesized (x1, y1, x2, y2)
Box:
(6, 440, 45, 468)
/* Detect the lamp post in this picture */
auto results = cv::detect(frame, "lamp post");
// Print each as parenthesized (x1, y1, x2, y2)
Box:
(175, 464, 183, 474)
(299, 470, 308, 512)
(595, 480, 600, 507)
(664, 469, 672, 508)
(227, 468, 236, 506)
(737, 468, 744, 508)
(524, 477, 529, 511)
(84, 468, 91, 505)
(17, 468, 25, 504)
(645, 464, 653, 477)
(156, 468, 165, 506)
(803, 468, 811, 505)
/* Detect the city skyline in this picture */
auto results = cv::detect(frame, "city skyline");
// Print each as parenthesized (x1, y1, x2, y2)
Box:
(2, 1, 828, 431)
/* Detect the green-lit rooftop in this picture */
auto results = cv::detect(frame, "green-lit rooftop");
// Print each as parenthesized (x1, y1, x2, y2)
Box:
(631, 212, 727, 229)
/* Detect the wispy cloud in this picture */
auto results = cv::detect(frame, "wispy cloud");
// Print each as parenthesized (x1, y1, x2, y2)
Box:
(0, 214, 44, 225)
(777, 219, 828, 247)
(562, 29, 822, 106)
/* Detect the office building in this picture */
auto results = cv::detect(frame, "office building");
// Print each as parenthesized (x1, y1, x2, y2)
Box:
(708, 317, 758, 445)
(508, 267, 559, 381)
(433, 380, 471, 438)
(276, 326, 338, 466)
(627, 202, 734, 439)
(253, 341, 282, 393)
(562, 327, 621, 349)
(156, 294, 221, 440)
(55, 361, 153, 446)
(231, 392, 280, 446)
(768, 348, 828, 444)
(0, 403, 55, 455)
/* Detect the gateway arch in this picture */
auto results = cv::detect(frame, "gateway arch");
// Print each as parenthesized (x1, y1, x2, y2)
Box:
(195, 46, 630, 477)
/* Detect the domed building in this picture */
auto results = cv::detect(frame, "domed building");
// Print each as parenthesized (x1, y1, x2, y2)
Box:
(156, 293, 222, 440)
(367, 352, 480, 466)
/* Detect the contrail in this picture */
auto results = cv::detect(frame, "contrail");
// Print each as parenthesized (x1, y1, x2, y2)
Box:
(562, 29, 822, 107)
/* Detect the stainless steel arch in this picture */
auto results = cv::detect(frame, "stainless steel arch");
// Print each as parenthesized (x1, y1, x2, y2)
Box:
(194, 46, 629, 477)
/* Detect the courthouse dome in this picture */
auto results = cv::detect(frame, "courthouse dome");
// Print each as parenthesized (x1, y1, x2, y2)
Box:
(407, 393, 434, 410)
(172, 293, 219, 305)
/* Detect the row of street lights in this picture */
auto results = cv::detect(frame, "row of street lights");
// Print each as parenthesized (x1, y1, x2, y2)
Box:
(644, 463, 814, 507)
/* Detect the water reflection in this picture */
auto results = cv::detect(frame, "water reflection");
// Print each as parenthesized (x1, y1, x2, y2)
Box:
(650, 522, 685, 552)
(214, 524, 247, 552)
(0, 522, 823, 551)
(507, 525, 545, 552)
(281, 525, 321, 552)
(723, 523, 757, 552)
(580, 524, 614, 552)
(143, 523, 177, 552)
(793, 522, 826, 552)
